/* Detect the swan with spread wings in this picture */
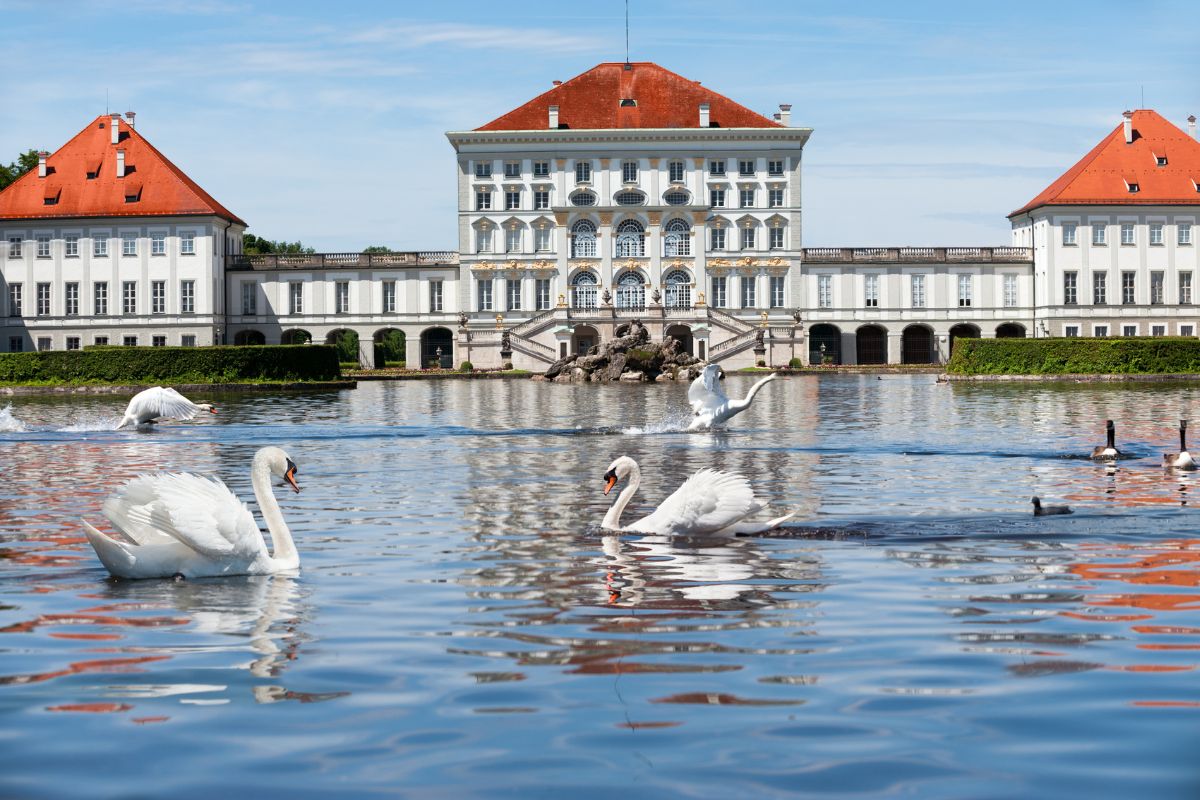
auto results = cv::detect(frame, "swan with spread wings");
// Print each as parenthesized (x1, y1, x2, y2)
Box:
(687, 364, 778, 431)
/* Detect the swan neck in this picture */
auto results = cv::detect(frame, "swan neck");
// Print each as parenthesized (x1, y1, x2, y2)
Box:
(602, 462, 641, 531)
(252, 458, 298, 568)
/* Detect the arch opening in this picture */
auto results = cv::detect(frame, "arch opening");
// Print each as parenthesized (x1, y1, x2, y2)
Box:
(856, 324, 887, 365)
(901, 324, 934, 364)
(809, 323, 842, 365)
(421, 327, 454, 369)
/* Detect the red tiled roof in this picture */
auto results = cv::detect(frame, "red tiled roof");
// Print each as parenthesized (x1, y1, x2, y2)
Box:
(476, 62, 783, 131)
(1010, 110, 1200, 217)
(0, 115, 245, 225)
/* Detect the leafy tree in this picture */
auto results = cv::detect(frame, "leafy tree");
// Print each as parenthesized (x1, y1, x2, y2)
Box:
(375, 329, 406, 365)
(0, 150, 41, 191)
(363, 245, 395, 253)
(242, 233, 315, 255)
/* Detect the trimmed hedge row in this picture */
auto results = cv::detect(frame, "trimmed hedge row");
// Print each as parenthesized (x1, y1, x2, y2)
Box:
(0, 345, 341, 385)
(947, 337, 1200, 375)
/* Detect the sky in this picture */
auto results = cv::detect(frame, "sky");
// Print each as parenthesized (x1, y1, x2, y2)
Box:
(1, 0, 1198, 250)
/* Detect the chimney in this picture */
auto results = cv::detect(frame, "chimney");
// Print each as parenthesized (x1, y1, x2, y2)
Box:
(124, 110, 136, 129)
(1190, 115, 1197, 140)
(699, 102, 710, 128)
(110, 112, 121, 145)
(1123, 110, 1133, 144)
(779, 103, 792, 127)
(548, 104, 559, 129)
(116, 149, 126, 178)
(37, 151, 49, 178)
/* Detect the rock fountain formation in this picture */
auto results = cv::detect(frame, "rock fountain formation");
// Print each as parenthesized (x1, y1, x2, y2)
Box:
(542, 320, 704, 383)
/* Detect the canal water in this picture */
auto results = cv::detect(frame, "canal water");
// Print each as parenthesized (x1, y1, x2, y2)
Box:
(1, 376, 1197, 798)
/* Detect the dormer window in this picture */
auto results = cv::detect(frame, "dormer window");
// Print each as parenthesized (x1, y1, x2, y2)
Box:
(1126, 180, 1140, 194)
(1156, 155, 1168, 166)
(86, 158, 102, 179)
(124, 183, 142, 203)
(619, 98, 636, 107)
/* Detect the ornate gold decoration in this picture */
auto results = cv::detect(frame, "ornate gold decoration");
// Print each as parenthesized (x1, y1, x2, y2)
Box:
(568, 260, 597, 271)
(495, 314, 504, 329)
(648, 158, 660, 168)
(760, 311, 770, 328)
(598, 211, 613, 225)
(557, 293, 567, 308)
(696, 291, 706, 306)
(532, 260, 554, 270)
(709, 258, 731, 268)
(737, 257, 756, 268)
(647, 211, 662, 225)
(472, 261, 494, 273)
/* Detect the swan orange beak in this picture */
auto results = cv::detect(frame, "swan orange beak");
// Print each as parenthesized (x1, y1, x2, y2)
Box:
(208, 406, 218, 414)
(603, 471, 618, 496)
(285, 465, 300, 493)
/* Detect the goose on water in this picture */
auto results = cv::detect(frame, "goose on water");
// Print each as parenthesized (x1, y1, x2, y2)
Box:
(1162, 420, 1197, 471)
(1091, 419, 1123, 462)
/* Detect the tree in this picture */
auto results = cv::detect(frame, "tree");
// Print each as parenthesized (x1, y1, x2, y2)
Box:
(242, 233, 315, 255)
(362, 245, 395, 253)
(0, 150, 41, 191)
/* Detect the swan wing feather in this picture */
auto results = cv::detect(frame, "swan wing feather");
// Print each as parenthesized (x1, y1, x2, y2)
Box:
(128, 387, 200, 422)
(635, 468, 756, 535)
(112, 473, 264, 560)
(687, 368, 727, 414)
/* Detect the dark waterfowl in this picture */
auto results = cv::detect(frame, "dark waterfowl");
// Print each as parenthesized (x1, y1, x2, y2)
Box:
(1032, 496, 1072, 516)
(1091, 420, 1122, 461)
(1162, 420, 1197, 471)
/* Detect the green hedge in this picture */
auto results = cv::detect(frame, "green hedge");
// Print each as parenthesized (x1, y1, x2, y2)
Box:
(947, 337, 1200, 375)
(0, 345, 341, 385)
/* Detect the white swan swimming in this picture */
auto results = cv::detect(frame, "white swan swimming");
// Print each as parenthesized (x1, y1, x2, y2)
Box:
(1163, 420, 1197, 471)
(687, 364, 778, 431)
(601, 455, 793, 536)
(117, 386, 217, 430)
(83, 447, 301, 579)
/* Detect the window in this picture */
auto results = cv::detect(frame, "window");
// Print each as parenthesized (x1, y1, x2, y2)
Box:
(66, 336, 80, 351)
(864, 274, 879, 307)
(9, 336, 23, 352)
(710, 226, 726, 251)
(1061, 223, 1077, 246)
(1092, 223, 1106, 246)
(475, 190, 492, 211)
(740, 188, 755, 208)
(242, 282, 257, 315)
(1094, 325, 1108, 338)
(709, 160, 726, 176)
(151, 281, 165, 314)
(335, 281, 349, 314)
(94, 335, 109, 346)
(65, 235, 79, 257)
(122, 233, 137, 256)
(37, 337, 51, 351)
(122, 281, 136, 314)
(1093, 272, 1107, 305)
(7, 236, 19, 258)
(8, 283, 22, 316)
(532, 161, 549, 178)
(476, 226, 493, 254)
(663, 219, 690, 257)
(575, 161, 591, 183)
(738, 159, 755, 176)
(768, 188, 784, 208)
(622, 161, 638, 183)
(571, 220, 597, 258)
(94, 282, 108, 316)
(1120, 223, 1135, 245)
(534, 225, 552, 252)
(1152, 325, 1166, 337)
(957, 274, 972, 307)
(289, 282, 303, 314)
(180, 232, 195, 255)
(36, 234, 50, 258)
(740, 275, 756, 308)
(36, 283, 50, 316)
(769, 226, 784, 250)
(477, 279, 493, 311)
(505, 226, 521, 253)
(1180, 223, 1193, 246)
(93, 235, 108, 257)
(505, 189, 521, 210)
(768, 159, 784, 176)
(571, 272, 598, 309)
(474, 161, 492, 178)
(1182, 325, 1195, 337)
(503, 162, 521, 178)
(1127, 182, 1140, 193)
(571, 191, 596, 207)
(1122, 271, 1136, 304)
(430, 280, 443, 312)
(664, 270, 691, 308)
(535, 279, 551, 310)
(1123, 325, 1137, 337)
(1063, 271, 1077, 305)
(1151, 271, 1164, 304)
(180, 280, 195, 315)
(911, 274, 926, 308)
(1003, 274, 1017, 307)
(1150, 223, 1164, 246)
(710, 188, 726, 207)
(151, 233, 165, 255)
(770, 276, 785, 308)
(739, 226, 755, 250)
(534, 189, 550, 210)
(506, 279, 522, 311)
(152, 335, 167, 347)
(123, 336, 138, 347)
(668, 161, 685, 182)
(65, 282, 78, 316)
(1180, 273, 1192, 305)
(817, 275, 832, 308)
(710, 275, 728, 308)
(1064, 326, 1079, 337)
(1156, 155, 1168, 167)
(614, 219, 644, 258)
(664, 190, 689, 205)
(614, 191, 644, 206)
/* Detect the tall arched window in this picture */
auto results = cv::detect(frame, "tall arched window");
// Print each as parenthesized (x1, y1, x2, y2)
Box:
(571, 271, 598, 310)
(615, 219, 645, 258)
(571, 219, 597, 258)
(615, 271, 646, 310)
(664, 269, 692, 309)
(663, 218, 691, 257)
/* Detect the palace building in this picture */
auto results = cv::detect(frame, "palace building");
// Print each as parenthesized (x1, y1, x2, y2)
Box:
(2, 65, 1198, 368)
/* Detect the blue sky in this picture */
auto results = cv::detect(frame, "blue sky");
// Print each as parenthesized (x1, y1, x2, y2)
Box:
(2, 0, 1197, 250)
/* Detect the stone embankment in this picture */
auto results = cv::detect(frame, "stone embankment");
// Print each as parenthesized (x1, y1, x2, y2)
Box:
(541, 320, 703, 383)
